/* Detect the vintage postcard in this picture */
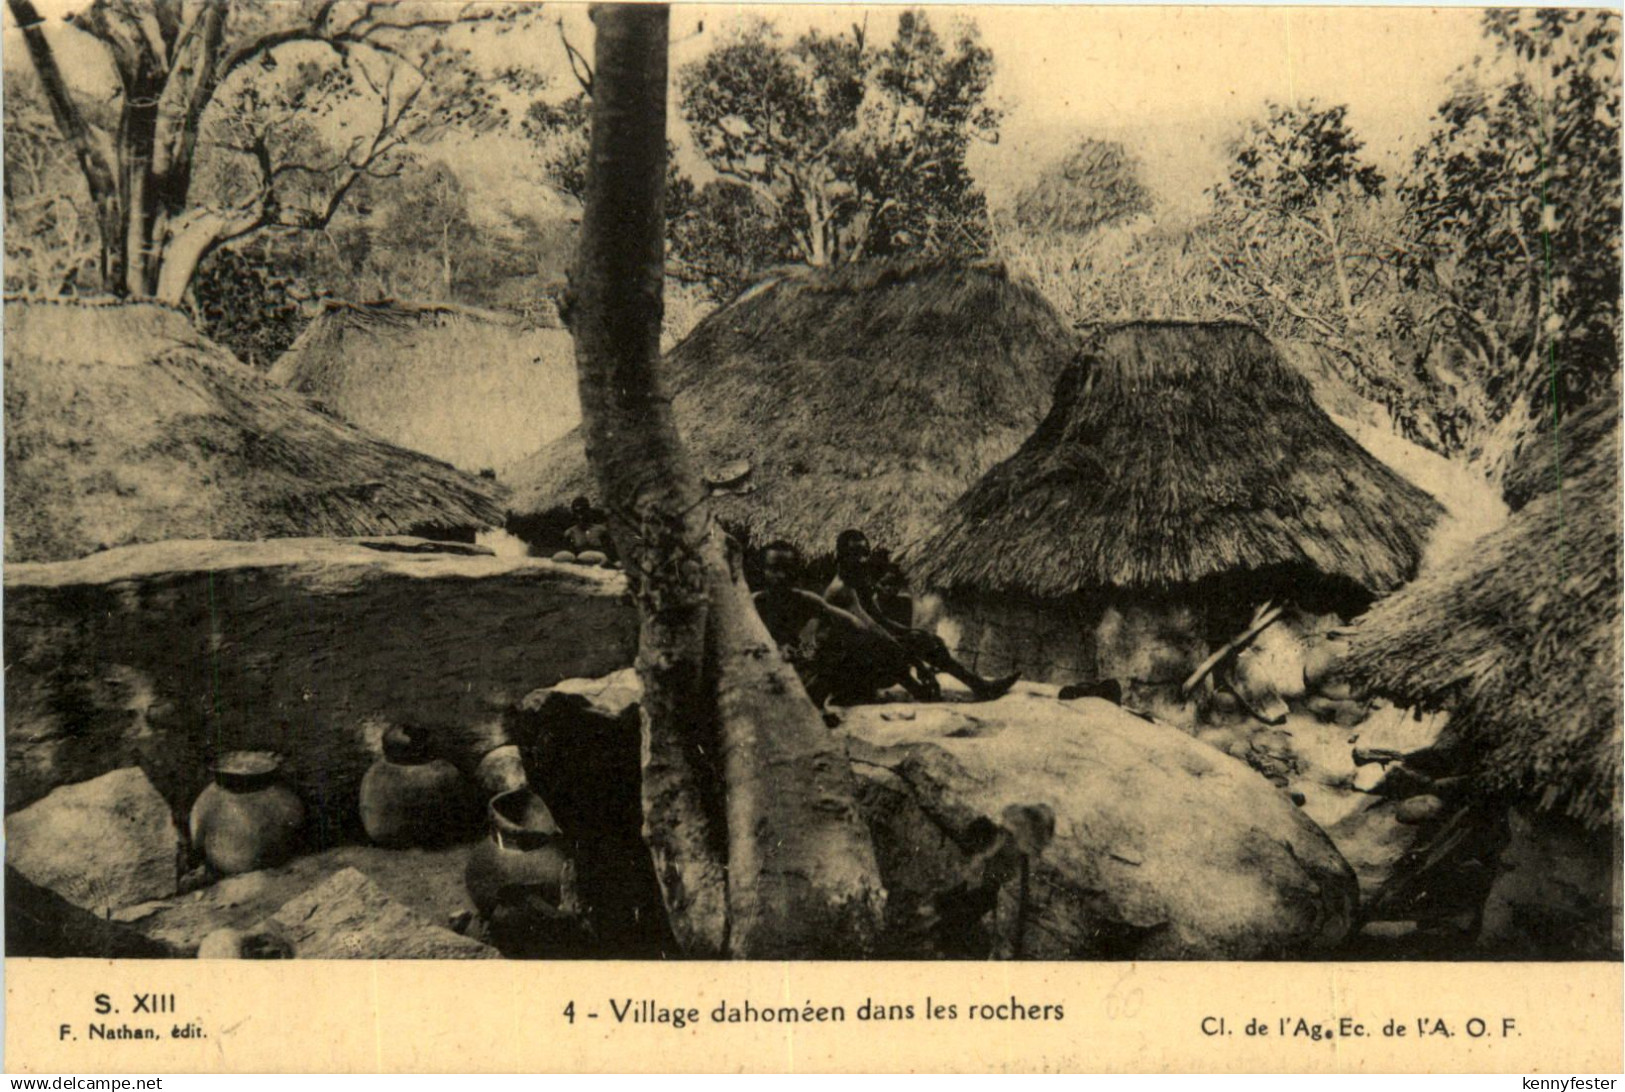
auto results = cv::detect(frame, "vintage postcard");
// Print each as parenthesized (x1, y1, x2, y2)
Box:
(2, 0, 1620, 1074)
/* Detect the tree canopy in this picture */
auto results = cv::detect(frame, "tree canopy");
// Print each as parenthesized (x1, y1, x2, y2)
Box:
(5, 0, 545, 302)
(1012, 137, 1151, 237)
(675, 11, 999, 281)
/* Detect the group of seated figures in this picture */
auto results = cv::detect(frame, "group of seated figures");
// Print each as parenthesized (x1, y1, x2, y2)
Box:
(561, 496, 1020, 710)
(750, 528, 1020, 709)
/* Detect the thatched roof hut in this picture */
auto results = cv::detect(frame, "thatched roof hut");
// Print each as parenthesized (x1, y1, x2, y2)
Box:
(907, 322, 1446, 606)
(1344, 411, 1622, 831)
(507, 259, 1078, 554)
(4, 298, 505, 563)
(270, 300, 578, 474)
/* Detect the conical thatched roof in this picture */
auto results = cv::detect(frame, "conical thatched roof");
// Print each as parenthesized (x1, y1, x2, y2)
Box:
(1344, 410, 1622, 830)
(906, 322, 1446, 598)
(4, 298, 505, 563)
(270, 299, 578, 474)
(507, 259, 1078, 554)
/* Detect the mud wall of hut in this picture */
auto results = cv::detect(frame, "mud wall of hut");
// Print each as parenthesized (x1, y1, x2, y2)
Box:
(925, 591, 1098, 686)
(926, 590, 1214, 698)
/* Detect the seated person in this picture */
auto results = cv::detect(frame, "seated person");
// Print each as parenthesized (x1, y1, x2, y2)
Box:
(751, 540, 935, 707)
(825, 529, 1019, 702)
(868, 547, 916, 629)
(562, 496, 617, 565)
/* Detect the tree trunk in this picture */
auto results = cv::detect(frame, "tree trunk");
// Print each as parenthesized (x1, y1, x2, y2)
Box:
(572, 3, 728, 955)
(442, 223, 454, 299)
(573, 2, 886, 958)
(7, 0, 125, 293)
(1320, 203, 1357, 325)
(153, 206, 261, 304)
(120, 69, 164, 298)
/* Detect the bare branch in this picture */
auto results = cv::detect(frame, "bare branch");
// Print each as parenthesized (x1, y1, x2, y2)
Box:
(214, 0, 339, 85)
(559, 18, 594, 95)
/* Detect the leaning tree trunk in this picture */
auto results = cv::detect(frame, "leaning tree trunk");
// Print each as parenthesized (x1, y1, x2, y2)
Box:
(572, 2, 886, 959)
(6, 0, 125, 293)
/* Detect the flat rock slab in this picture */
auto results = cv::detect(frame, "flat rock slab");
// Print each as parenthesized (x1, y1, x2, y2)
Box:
(7, 767, 179, 914)
(114, 841, 479, 954)
(843, 691, 1359, 959)
(4, 536, 637, 832)
(260, 867, 496, 959)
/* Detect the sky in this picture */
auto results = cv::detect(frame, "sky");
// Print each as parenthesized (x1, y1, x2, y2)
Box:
(3, 3, 1501, 221)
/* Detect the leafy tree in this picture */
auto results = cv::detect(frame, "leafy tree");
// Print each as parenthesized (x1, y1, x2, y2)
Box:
(676, 11, 999, 273)
(193, 245, 304, 369)
(1012, 136, 1152, 237)
(1404, 9, 1622, 445)
(524, 93, 591, 203)
(667, 181, 787, 299)
(378, 159, 475, 299)
(1210, 100, 1386, 327)
(5, 0, 542, 303)
(3, 70, 104, 294)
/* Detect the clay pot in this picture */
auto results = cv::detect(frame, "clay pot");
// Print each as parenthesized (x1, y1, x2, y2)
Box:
(189, 752, 305, 875)
(464, 790, 568, 916)
(359, 726, 470, 848)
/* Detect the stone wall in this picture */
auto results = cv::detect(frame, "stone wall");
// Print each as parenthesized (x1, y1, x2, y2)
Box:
(4, 538, 638, 836)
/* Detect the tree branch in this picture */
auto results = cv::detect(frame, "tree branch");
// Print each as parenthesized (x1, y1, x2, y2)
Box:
(558, 18, 595, 95)
(213, 0, 340, 86)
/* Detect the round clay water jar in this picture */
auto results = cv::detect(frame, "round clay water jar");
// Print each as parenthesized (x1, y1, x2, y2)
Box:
(359, 725, 470, 847)
(464, 789, 568, 916)
(189, 752, 305, 875)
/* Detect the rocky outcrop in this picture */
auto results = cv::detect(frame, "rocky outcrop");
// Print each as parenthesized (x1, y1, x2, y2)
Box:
(4, 537, 638, 838)
(508, 669, 674, 956)
(844, 690, 1360, 959)
(1479, 808, 1622, 958)
(112, 841, 480, 954)
(7, 866, 183, 958)
(7, 767, 180, 913)
(513, 672, 1358, 960)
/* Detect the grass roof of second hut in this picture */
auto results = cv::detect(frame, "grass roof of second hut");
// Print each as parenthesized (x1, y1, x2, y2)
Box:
(1343, 415, 1622, 830)
(906, 322, 1446, 598)
(4, 298, 505, 563)
(506, 259, 1078, 555)
(270, 299, 578, 475)
(1501, 393, 1622, 514)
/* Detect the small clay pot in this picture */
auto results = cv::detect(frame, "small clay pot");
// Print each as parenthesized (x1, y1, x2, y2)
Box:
(189, 752, 305, 876)
(359, 725, 470, 848)
(464, 790, 568, 916)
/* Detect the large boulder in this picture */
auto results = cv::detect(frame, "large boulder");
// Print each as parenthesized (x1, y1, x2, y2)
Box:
(844, 690, 1359, 959)
(507, 669, 673, 957)
(4, 537, 637, 838)
(7, 767, 179, 914)
(511, 671, 1357, 959)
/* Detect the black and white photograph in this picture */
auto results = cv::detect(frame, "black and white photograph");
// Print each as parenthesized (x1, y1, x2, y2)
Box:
(2, 0, 1619, 980)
